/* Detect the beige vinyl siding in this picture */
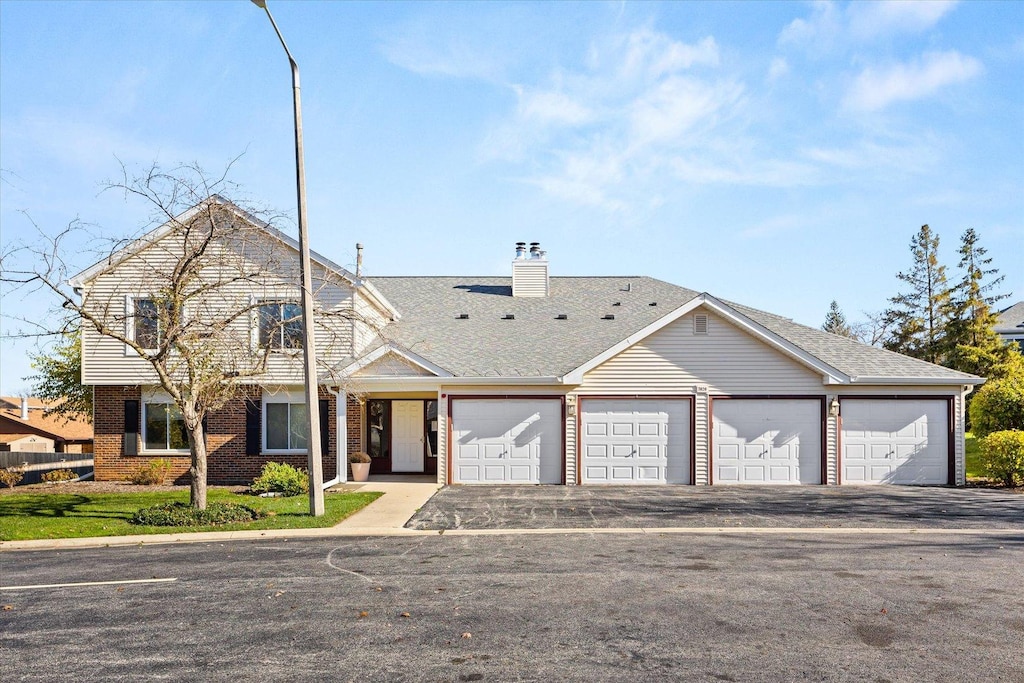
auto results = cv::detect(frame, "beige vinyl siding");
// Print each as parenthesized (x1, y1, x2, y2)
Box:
(565, 399, 577, 485)
(825, 400, 838, 485)
(580, 310, 824, 394)
(354, 354, 436, 377)
(80, 229, 357, 386)
(352, 292, 392, 357)
(694, 392, 709, 485)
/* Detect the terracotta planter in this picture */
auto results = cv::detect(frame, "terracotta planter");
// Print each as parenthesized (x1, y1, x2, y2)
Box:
(350, 462, 370, 482)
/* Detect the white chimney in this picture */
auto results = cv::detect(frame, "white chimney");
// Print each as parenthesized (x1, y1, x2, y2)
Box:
(21, 397, 29, 421)
(512, 242, 549, 297)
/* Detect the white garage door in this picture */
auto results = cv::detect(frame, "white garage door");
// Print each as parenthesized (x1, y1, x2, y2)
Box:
(712, 399, 822, 485)
(451, 399, 562, 484)
(581, 399, 691, 484)
(841, 399, 949, 485)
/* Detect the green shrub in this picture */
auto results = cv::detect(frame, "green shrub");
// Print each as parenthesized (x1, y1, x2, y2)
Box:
(130, 501, 264, 527)
(0, 467, 24, 489)
(41, 468, 77, 483)
(130, 458, 173, 485)
(250, 461, 309, 497)
(969, 372, 1024, 438)
(979, 430, 1024, 487)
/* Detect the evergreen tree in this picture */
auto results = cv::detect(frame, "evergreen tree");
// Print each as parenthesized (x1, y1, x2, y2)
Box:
(945, 228, 1016, 378)
(883, 224, 951, 364)
(28, 326, 92, 423)
(822, 300, 855, 338)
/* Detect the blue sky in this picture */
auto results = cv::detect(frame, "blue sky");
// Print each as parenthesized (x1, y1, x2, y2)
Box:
(1, 0, 1022, 395)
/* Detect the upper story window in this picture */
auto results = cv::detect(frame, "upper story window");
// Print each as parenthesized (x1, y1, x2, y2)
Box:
(135, 298, 171, 348)
(258, 301, 303, 350)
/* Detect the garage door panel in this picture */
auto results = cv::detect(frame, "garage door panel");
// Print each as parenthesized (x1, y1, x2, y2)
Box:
(713, 399, 822, 485)
(841, 399, 948, 485)
(581, 399, 691, 484)
(452, 399, 562, 484)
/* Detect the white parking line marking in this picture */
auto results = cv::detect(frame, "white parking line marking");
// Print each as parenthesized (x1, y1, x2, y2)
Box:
(0, 578, 178, 591)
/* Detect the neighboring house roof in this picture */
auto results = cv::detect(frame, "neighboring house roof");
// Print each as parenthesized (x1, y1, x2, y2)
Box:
(995, 301, 1024, 336)
(368, 276, 979, 384)
(0, 397, 93, 443)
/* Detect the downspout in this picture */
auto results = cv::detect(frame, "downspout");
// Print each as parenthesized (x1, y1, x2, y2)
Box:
(323, 386, 348, 488)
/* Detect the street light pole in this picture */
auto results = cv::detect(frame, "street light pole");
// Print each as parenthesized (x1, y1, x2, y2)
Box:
(251, 0, 324, 516)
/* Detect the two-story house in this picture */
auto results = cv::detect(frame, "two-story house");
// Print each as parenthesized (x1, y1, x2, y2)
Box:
(73, 197, 982, 488)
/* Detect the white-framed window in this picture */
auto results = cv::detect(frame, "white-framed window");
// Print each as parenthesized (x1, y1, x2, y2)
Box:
(257, 300, 303, 350)
(263, 390, 309, 452)
(142, 391, 189, 453)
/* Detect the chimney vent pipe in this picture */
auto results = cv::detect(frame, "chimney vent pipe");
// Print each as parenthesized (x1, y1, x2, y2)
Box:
(20, 397, 29, 421)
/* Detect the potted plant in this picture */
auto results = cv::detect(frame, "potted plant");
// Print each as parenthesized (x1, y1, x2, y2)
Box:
(349, 451, 371, 482)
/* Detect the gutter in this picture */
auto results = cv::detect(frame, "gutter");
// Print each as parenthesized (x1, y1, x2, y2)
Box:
(850, 376, 986, 386)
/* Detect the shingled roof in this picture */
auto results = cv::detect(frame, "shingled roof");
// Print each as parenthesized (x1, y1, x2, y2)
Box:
(995, 301, 1024, 335)
(368, 276, 978, 383)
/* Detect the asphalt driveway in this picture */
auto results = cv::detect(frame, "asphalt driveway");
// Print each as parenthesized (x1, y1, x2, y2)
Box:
(406, 485, 1024, 530)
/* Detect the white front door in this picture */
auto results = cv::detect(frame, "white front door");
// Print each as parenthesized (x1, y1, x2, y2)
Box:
(841, 399, 949, 484)
(451, 399, 562, 484)
(712, 399, 822, 484)
(581, 399, 691, 484)
(391, 401, 424, 472)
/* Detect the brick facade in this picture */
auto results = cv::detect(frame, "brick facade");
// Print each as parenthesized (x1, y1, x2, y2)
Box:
(94, 385, 341, 485)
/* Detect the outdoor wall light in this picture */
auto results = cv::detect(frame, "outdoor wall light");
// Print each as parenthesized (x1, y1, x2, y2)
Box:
(829, 398, 841, 417)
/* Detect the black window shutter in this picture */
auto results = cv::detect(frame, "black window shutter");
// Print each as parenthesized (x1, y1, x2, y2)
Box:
(245, 399, 261, 456)
(320, 399, 330, 457)
(123, 400, 139, 456)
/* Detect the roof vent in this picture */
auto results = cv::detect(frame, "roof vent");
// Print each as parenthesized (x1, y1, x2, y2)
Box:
(694, 314, 709, 335)
(556, 314, 568, 320)
(503, 314, 515, 320)
(456, 313, 469, 320)
(514, 242, 527, 260)
(612, 301, 621, 307)
(602, 314, 615, 320)
(649, 302, 657, 306)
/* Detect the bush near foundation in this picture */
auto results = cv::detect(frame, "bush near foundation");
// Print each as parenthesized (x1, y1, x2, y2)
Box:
(130, 459, 173, 485)
(250, 461, 309, 497)
(0, 467, 24, 489)
(979, 430, 1024, 487)
(41, 468, 76, 483)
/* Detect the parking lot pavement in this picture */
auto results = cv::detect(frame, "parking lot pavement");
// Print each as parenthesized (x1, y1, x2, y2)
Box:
(2, 533, 1022, 682)
(406, 485, 1024, 531)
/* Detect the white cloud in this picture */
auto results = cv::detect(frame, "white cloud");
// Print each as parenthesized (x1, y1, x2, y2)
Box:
(767, 57, 789, 82)
(381, 33, 504, 81)
(847, 1, 958, 41)
(779, 0, 959, 51)
(629, 77, 743, 147)
(843, 50, 983, 111)
(516, 87, 593, 125)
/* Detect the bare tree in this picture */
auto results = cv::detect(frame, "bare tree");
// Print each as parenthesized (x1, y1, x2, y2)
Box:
(1, 163, 369, 509)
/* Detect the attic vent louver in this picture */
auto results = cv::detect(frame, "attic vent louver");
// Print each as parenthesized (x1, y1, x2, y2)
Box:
(694, 314, 709, 334)
(602, 314, 615, 320)
(456, 313, 469, 319)
(503, 314, 515, 320)
(556, 314, 568, 320)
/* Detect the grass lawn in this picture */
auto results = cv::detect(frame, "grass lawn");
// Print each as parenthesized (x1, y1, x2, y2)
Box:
(965, 431, 983, 479)
(0, 488, 382, 541)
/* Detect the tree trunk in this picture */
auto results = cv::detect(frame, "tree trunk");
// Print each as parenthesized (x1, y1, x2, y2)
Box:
(189, 427, 208, 510)
(184, 406, 208, 510)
